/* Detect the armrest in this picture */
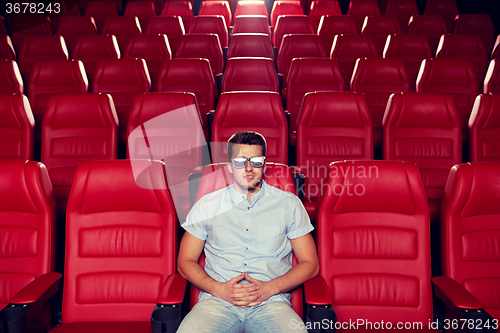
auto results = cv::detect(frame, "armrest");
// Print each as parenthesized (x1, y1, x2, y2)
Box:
(11, 272, 61, 305)
(304, 276, 336, 333)
(290, 170, 305, 201)
(157, 273, 188, 305)
(432, 276, 483, 310)
(207, 110, 215, 141)
(151, 274, 188, 333)
(277, 73, 283, 95)
(304, 276, 331, 306)
(216, 74, 223, 97)
(223, 47, 228, 65)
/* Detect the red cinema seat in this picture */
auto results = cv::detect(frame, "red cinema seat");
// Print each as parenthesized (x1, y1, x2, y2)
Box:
(273, 15, 313, 49)
(296, 91, 373, 220)
(435, 162, 500, 321)
(231, 15, 271, 37)
(157, 58, 214, 135)
(212, 91, 288, 164)
(484, 59, 500, 94)
(361, 15, 401, 57)
(123, 1, 156, 31)
(271, 1, 304, 29)
(351, 57, 409, 148)
(161, 1, 193, 32)
(41, 93, 118, 216)
(307, 160, 434, 330)
(492, 35, 500, 59)
(330, 34, 378, 91)
(382, 92, 462, 223)
(85, 1, 118, 32)
(135, 0, 163, 15)
(0, 160, 60, 332)
(278, 34, 326, 86)
(0, 60, 23, 95)
(453, 14, 495, 56)
(93, 59, 151, 146)
(127, 92, 206, 220)
(28, 60, 88, 135)
(145, 16, 185, 57)
(347, 0, 380, 33)
(468, 93, 500, 162)
(317, 15, 358, 55)
(408, 14, 448, 56)
(124, 34, 171, 91)
(0, 15, 6, 34)
(199, 1, 232, 27)
(227, 33, 274, 59)
(383, 33, 432, 91)
(0, 34, 16, 61)
(101, 16, 142, 53)
(10, 14, 54, 53)
(47, 159, 185, 333)
(94, 0, 123, 13)
(309, 1, 342, 34)
(222, 57, 279, 93)
(417, 59, 479, 145)
(384, 0, 419, 33)
(72, 35, 120, 89)
(56, 16, 97, 57)
(48, 1, 82, 32)
(189, 16, 228, 48)
(234, 1, 268, 20)
(423, 0, 457, 32)
(286, 58, 343, 145)
(176, 33, 224, 76)
(0, 94, 34, 160)
(436, 33, 488, 87)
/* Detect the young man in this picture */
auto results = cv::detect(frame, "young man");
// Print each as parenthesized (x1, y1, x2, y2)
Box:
(177, 131, 318, 332)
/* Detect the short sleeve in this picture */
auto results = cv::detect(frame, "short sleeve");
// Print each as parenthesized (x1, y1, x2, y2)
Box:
(286, 195, 314, 239)
(182, 202, 208, 241)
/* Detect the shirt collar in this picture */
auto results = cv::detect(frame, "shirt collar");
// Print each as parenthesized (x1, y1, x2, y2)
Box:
(229, 180, 267, 207)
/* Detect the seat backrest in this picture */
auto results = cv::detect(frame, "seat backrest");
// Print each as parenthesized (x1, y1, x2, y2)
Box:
(161, 1, 193, 31)
(199, 1, 232, 28)
(0, 34, 16, 61)
(0, 15, 7, 35)
(0, 160, 56, 310)
(222, 57, 279, 93)
(212, 91, 288, 164)
(484, 59, 500, 94)
(309, 0, 342, 34)
(361, 15, 401, 56)
(102, 16, 142, 53)
(347, 0, 380, 32)
(440, 162, 500, 320)
(317, 15, 358, 55)
(0, 59, 23, 95)
(189, 16, 228, 48)
(423, 0, 457, 32)
(228, 33, 273, 59)
(384, 0, 419, 33)
(145, 16, 185, 56)
(330, 34, 378, 91)
(61, 160, 177, 323)
(176, 33, 224, 76)
(453, 14, 495, 54)
(491, 35, 500, 59)
(10, 14, 53, 52)
(273, 15, 313, 49)
(468, 93, 500, 162)
(123, 1, 156, 32)
(271, 1, 304, 28)
(234, 1, 268, 20)
(407, 14, 448, 56)
(85, 1, 118, 32)
(0, 94, 34, 161)
(316, 160, 432, 325)
(56, 16, 97, 56)
(232, 15, 271, 36)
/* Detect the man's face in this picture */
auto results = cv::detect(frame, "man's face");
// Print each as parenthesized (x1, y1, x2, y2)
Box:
(228, 144, 265, 195)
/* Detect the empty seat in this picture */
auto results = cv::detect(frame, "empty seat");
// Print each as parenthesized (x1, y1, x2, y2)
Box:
(453, 14, 495, 55)
(211, 91, 288, 164)
(296, 91, 373, 220)
(0, 94, 34, 160)
(56, 16, 98, 56)
(95, 0, 123, 13)
(48, 1, 82, 32)
(273, 15, 313, 48)
(227, 33, 274, 59)
(234, 1, 268, 20)
(189, 16, 228, 48)
(271, 1, 303, 28)
(484, 59, 500, 94)
(72, 35, 120, 89)
(416, 59, 479, 144)
(0, 60, 23, 95)
(231, 15, 271, 36)
(309, 0, 342, 34)
(383, 33, 432, 91)
(423, 0, 457, 32)
(286, 58, 343, 144)
(123, 1, 156, 31)
(0, 34, 16, 61)
(0, 15, 6, 34)
(436, 33, 488, 86)
(85, 1, 118, 32)
(124, 34, 171, 91)
(317, 15, 358, 54)
(135, 0, 163, 15)
(347, 0, 380, 32)
(101, 16, 142, 53)
(41, 93, 118, 216)
(145, 16, 185, 57)
(361, 15, 401, 56)
(408, 14, 448, 56)
(352, 58, 410, 148)
(199, 1, 232, 27)
(10, 14, 53, 52)
(222, 57, 278, 93)
(330, 34, 378, 91)
(492, 35, 500, 59)
(93, 59, 151, 146)
(161, 1, 193, 31)
(469, 93, 500, 162)
(384, 0, 419, 33)
(127, 92, 206, 220)
(176, 33, 224, 76)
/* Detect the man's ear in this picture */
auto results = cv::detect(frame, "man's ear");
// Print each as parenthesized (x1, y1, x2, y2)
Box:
(227, 161, 234, 174)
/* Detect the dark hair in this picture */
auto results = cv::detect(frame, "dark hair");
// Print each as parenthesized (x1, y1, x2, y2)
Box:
(227, 131, 267, 160)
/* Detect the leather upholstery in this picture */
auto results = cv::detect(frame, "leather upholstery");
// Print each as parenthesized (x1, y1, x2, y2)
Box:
(101, 16, 142, 53)
(0, 59, 23, 95)
(145, 16, 185, 57)
(56, 16, 97, 56)
(318, 15, 357, 56)
(347, 0, 381, 33)
(212, 91, 288, 164)
(85, 1, 118, 33)
(384, 0, 419, 33)
(440, 162, 500, 320)
(452, 14, 495, 55)
(407, 14, 448, 56)
(228, 33, 274, 59)
(468, 93, 500, 162)
(161, 1, 193, 31)
(273, 15, 313, 49)
(0, 94, 34, 160)
(361, 15, 401, 57)
(492, 35, 500, 59)
(199, 1, 232, 27)
(382, 92, 462, 222)
(190, 16, 229, 48)
(484, 59, 500, 94)
(123, 1, 156, 32)
(0, 34, 16, 61)
(234, 1, 268, 20)
(10, 15, 53, 53)
(309, 0, 342, 34)
(176, 33, 224, 76)
(222, 57, 279, 93)
(271, 1, 303, 28)
(423, 0, 458, 32)
(296, 91, 373, 220)
(232, 15, 271, 37)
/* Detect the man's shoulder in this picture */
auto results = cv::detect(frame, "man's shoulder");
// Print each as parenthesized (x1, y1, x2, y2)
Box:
(195, 186, 229, 206)
(263, 181, 301, 204)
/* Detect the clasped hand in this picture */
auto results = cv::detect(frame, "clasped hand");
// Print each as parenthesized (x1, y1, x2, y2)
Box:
(215, 272, 275, 308)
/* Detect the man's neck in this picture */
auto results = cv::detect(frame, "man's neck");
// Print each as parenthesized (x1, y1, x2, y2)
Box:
(233, 182, 263, 204)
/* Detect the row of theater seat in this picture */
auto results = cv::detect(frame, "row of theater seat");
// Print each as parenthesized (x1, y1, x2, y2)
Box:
(1, 158, 499, 332)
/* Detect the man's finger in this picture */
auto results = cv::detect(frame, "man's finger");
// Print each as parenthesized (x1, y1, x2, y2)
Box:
(230, 290, 260, 299)
(231, 283, 259, 290)
(228, 273, 245, 284)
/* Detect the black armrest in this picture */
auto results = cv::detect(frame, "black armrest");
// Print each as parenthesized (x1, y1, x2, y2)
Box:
(188, 171, 203, 206)
(151, 273, 188, 333)
(216, 74, 223, 98)
(303, 276, 336, 333)
(277, 73, 283, 96)
(291, 171, 305, 201)
(223, 47, 228, 66)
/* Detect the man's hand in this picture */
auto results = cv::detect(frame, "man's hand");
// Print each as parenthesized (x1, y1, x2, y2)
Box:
(242, 272, 278, 304)
(213, 273, 261, 308)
